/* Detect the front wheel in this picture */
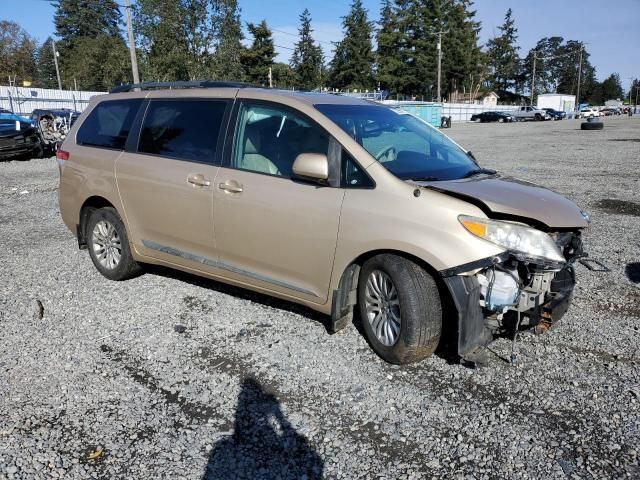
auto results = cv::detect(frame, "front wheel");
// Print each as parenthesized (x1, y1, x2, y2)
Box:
(358, 254, 442, 364)
(86, 207, 142, 281)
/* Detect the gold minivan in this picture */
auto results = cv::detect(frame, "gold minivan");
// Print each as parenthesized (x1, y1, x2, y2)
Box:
(58, 82, 589, 364)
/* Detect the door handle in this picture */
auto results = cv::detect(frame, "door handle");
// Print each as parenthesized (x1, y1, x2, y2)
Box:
(218, 181, 243, 193)
(187, 174, 211, 187)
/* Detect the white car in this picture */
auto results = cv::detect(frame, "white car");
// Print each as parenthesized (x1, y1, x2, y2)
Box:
(580, 108, 600, 119)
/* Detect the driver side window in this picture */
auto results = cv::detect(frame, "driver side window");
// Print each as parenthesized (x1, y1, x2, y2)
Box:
(233, 103, 329, 178)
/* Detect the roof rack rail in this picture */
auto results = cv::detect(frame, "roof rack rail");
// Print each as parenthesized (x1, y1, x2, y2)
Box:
(109, 80, 253, 94)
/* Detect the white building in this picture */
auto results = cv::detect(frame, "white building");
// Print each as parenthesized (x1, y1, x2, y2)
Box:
(536, 93, 576, 112)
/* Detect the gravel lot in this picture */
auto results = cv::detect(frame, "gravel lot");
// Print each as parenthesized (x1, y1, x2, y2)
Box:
(1, 116, 639, 479)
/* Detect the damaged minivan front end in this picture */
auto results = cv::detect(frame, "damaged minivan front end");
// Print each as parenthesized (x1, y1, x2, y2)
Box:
(440, 212, 587, 361)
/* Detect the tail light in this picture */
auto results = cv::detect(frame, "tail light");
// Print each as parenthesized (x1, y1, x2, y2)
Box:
(56, 149, 70, 161)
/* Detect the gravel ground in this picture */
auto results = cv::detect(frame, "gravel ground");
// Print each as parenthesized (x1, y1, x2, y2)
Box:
(1, 116, 639, 479)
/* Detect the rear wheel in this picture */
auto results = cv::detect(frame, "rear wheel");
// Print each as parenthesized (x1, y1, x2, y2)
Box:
(358, 254, 442, 364)
(86, 207, 142, 281)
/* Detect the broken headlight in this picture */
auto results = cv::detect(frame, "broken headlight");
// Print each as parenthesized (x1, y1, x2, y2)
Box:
(458, 215, 565, 264)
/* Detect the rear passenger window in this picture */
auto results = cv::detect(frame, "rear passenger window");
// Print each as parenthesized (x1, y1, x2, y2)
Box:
(138, 100, 226, 163)
(77, 99, 142, 149)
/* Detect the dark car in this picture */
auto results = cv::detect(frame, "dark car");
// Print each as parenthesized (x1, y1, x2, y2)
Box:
(0, 119, 42, 160)
(470, 111, 514, 123)
(542, 108, 567, 120)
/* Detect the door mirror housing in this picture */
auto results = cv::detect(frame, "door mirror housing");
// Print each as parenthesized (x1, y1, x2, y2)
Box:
(292, 153, 329, 183)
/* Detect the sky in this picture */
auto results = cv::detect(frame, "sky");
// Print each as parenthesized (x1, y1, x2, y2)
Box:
(2, 0, 638, 87)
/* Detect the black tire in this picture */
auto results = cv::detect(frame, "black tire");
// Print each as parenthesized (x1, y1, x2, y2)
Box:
(534, 113, 542, 121)
(358, 254, 442, 364)
(581, 121, 604, 130)
(86, 207, 142, 281)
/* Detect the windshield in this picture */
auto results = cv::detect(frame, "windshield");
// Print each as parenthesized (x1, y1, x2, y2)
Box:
(315, 104, 479, 181)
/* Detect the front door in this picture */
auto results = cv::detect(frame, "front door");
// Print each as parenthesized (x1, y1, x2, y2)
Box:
(213, 102, 345, 302)
(116, 98, 229, 268)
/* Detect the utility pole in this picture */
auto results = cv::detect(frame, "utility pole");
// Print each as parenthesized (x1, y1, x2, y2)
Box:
(629, 77, 634, 109)
(435, 30, 448, 103)
(530, 51, 537, 106)
(575, 45, 583, 112)
(51, 39, 62, 90)
(268, 66, 273, 88)
(124, 0, 140, 85)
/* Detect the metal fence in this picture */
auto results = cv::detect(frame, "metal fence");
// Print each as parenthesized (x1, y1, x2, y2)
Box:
(0, 85, 106, 115)
(382, 100, 521, 123)
(440, 103, 520, 123)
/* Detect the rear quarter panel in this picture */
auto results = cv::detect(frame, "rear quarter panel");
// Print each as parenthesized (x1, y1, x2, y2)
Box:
(58, 95, 136, 233)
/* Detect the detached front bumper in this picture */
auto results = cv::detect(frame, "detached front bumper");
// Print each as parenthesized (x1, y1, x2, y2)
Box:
(442, 250, 579, 361)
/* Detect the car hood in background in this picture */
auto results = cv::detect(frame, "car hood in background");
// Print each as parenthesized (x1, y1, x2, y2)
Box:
(419, 175, 589, 229)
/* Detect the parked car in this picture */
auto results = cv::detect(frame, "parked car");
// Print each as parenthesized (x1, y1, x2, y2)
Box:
(470, 111, 514, 123)
(57, 81, 589, 365)
(31, 108, 81, 156)
(0, 108, 33, 125)
(0, 117, 42, 160)
(599, 107, 620, 116)
(512, 106, 549, 121)
(579, 108, 600, 119)
(542, 108, 567, 120)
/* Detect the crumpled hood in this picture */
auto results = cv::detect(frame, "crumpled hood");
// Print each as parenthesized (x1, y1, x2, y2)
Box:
(420, 175, 588, 229)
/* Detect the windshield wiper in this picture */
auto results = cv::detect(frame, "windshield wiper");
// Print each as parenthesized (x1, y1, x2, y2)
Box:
(461, 168, 496, 178)
(408, 176, 439, 182)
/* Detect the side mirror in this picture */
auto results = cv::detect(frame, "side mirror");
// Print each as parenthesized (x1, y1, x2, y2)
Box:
(292, 153, 329, 183)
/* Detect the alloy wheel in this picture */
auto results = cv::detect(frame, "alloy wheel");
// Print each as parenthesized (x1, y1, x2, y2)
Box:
(92, 220, 122, 269)
(364, 270, 401, 346)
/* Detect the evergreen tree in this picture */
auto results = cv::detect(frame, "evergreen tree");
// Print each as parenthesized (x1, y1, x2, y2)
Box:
(375, 0, 403, 93)
(600, 73, 624, 101)
(290, 9, 324, 90)
(135, 0, 191, 81)
(271, 62, 298, 89)
(65, 35, 131, 90)
(551, 40, 596, 104)
(241, 20, 275, 85)
(0, 21, 38, 86)
(35, 38, 59, 89)
(211, 0, 244, 81)
(376, 0, 484, 99)
(395, 0, 437, 97)
(53, 0, 121, 47)
(329, 0, 375, 91)
(485, 8, 520, 93)
(521, 37, 565, 95)
(440, 0, 485, 100)
(53, 0, 129, 89)
(183, 0, 219, 79)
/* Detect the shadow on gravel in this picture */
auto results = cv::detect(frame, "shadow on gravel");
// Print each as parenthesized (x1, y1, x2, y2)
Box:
(146, 265, 462, 364)
(203, 378, 324, 480)
(626, 263, 640, 283)
(145, 265, 330, 330)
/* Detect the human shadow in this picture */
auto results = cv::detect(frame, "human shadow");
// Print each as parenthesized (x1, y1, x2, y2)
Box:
(202, 378, 324, 480)
(626, 262, 640, 283)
